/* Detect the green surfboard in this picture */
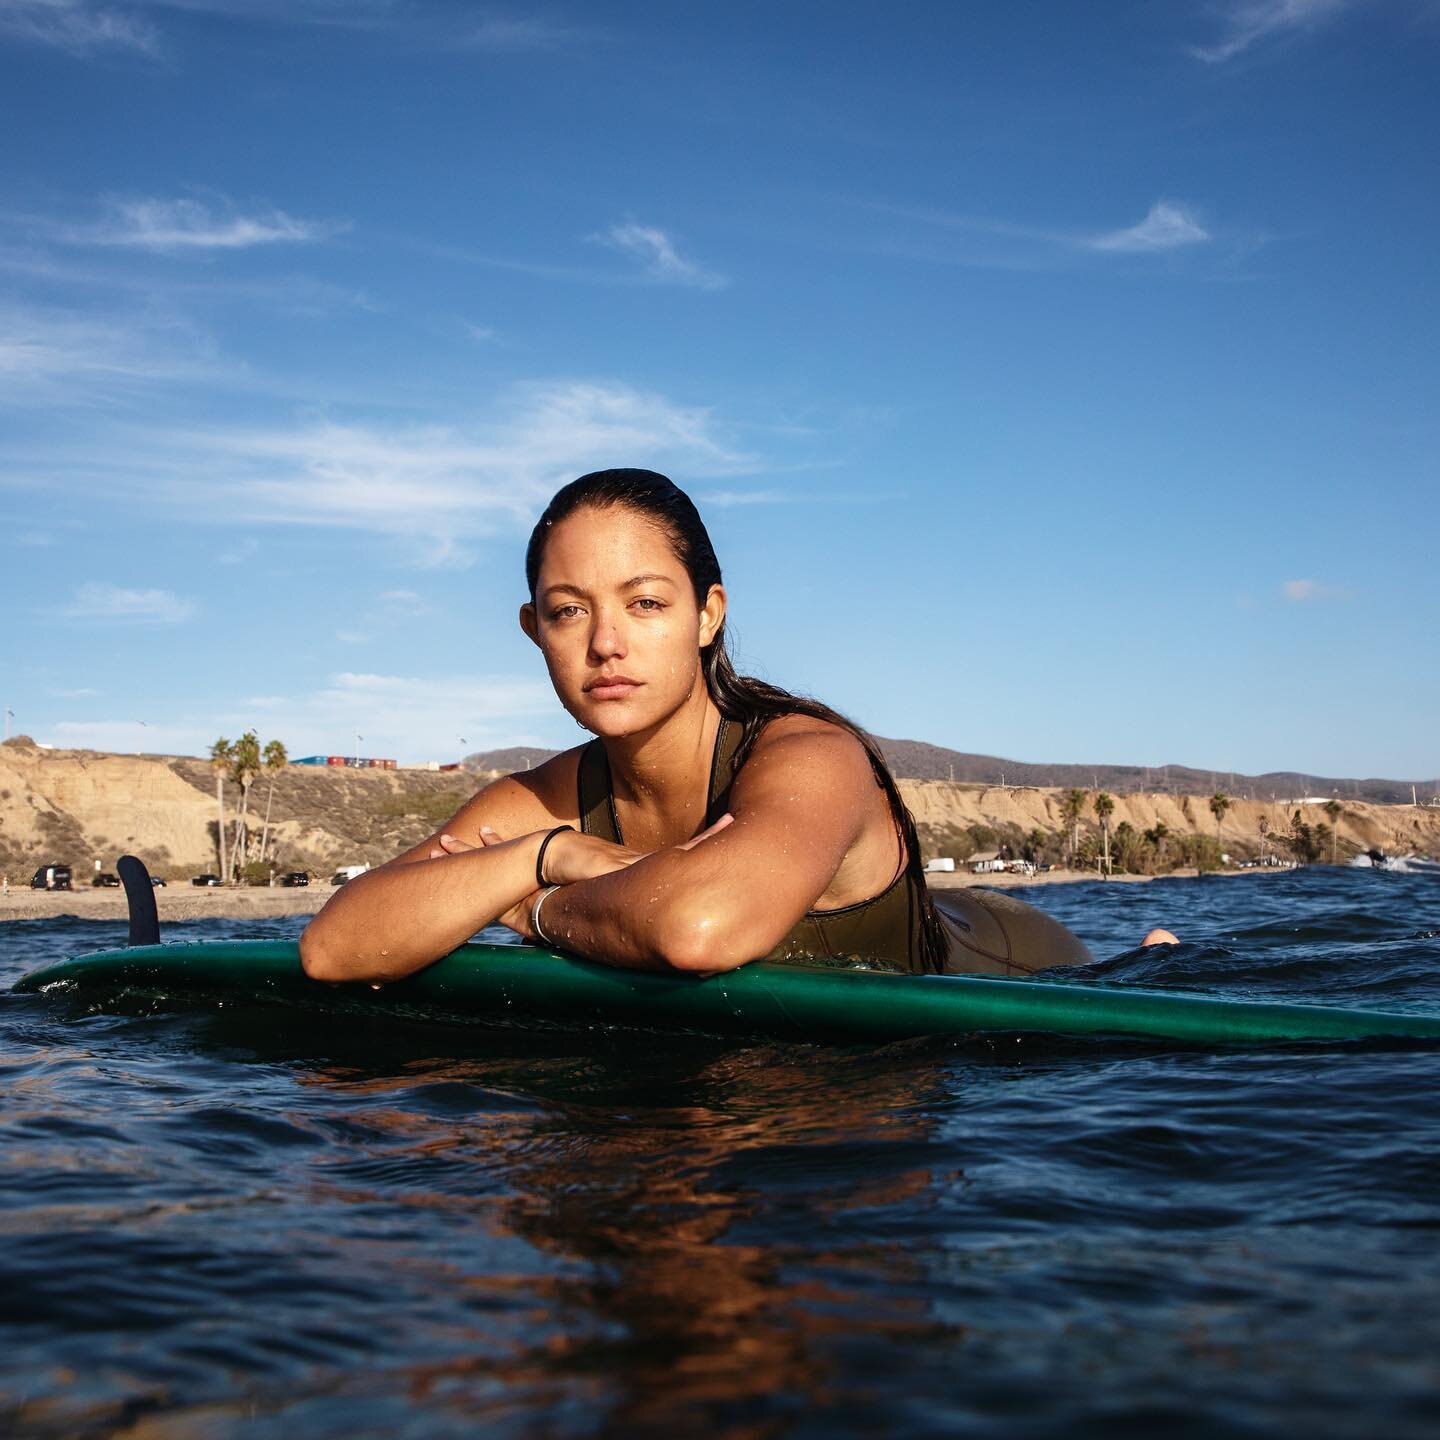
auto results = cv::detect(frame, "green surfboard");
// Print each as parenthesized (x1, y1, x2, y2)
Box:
(14, 940, 1440, 1046)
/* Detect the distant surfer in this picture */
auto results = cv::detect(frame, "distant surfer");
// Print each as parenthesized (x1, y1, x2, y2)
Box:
(302, 469, 1151, 983)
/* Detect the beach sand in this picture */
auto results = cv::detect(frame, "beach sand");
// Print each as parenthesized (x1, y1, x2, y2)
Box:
(0, 884, 334, 924)
(1, 864, 1284, 925)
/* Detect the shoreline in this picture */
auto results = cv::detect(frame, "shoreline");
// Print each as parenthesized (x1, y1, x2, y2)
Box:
(0, 864, 1289, 925)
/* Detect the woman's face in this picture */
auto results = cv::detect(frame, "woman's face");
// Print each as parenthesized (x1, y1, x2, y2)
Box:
(521, 504, 725, 739)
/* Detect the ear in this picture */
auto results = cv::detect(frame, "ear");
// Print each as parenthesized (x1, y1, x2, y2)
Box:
(519, 602, 540, 646)
(698, 583, 726, 649)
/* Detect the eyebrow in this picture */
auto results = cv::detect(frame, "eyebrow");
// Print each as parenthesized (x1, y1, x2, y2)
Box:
(541, 574, 678, 598)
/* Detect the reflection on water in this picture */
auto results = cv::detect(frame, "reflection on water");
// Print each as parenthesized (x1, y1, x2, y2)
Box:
(2, 868, 1440, 1437)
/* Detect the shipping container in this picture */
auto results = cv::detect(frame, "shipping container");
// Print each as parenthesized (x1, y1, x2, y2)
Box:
(292, 755, 397, 770)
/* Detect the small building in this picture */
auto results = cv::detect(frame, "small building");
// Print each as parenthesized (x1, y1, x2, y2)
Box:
(291, 755, 397, 770)
(969, 851, 1005, 874)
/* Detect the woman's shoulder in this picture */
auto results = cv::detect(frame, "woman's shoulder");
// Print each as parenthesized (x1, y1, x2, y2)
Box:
(743, 712, 876, 786)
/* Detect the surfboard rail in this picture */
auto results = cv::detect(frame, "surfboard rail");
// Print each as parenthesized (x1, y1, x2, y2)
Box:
(15, 940, 1440, 1046)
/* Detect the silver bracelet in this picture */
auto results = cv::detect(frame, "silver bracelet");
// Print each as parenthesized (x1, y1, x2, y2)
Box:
(531, 885, 561, 946)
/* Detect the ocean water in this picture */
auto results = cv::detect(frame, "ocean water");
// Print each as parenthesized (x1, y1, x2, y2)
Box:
(3, 867, 1439, 1439)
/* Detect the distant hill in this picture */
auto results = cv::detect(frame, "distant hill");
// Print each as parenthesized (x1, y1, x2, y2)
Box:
(871, 739, 1438, 805)
(463, 746, 562, 774)
(466, 738, 1438, 805)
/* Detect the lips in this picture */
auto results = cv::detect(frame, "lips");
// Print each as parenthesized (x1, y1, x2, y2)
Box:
(584, 674, 641, 700)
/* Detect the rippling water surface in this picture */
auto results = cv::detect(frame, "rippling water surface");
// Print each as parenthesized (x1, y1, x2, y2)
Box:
(3, 867, 1439, 1438)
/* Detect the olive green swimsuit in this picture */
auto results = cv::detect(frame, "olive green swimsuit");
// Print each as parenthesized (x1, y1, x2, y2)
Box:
(576, 718, 1094, 979)
(577, 717, 930, 973)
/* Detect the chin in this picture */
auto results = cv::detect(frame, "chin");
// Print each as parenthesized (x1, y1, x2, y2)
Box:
(579, 706, 647, 739)
(573, 694, 671, 740)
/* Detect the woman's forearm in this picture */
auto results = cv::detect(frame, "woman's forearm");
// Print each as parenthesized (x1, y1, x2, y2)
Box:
(537, 844, 774, 973)
(300, 832, 544, 982)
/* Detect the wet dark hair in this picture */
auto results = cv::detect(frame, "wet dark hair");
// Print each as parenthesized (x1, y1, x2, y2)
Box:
(525, 468, 948, 974)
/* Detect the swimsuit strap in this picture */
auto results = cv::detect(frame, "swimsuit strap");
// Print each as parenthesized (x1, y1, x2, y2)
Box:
(704, 716, 742, 827)
(577, 740, 621, 843)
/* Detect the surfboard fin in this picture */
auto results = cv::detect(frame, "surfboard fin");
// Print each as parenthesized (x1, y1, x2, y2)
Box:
(117, 855, 161, 947)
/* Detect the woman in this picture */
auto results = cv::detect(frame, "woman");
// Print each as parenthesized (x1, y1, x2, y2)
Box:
(300, 469, 1118, 984)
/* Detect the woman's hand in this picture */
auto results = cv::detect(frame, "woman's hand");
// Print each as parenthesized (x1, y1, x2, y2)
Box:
(429, 814, 736, 943)
(531, 813, 733, 882)
(429, 826, 643, 885)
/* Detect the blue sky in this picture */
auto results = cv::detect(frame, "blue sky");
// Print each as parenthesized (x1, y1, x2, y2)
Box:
(1, 0, 1436, 778)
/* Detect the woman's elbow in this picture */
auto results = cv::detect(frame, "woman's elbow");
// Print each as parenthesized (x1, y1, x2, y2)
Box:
(298, 924, 354, 983)
(652, 904, 767, 975)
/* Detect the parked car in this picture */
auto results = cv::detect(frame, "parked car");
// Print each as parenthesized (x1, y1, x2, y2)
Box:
(30, 864, 73, 891)
(330, 865, 369, 886)
(150, 876, 167, 888)
(92, 872, 121, 888)
(191, 874, 222, 887)
(280, 871, 311, 887)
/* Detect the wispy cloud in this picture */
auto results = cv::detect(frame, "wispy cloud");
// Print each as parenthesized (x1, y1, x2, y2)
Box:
(306, 670, 561, 759)
(1088, 201, 1211, 253)
(137, 380, 757, 562)
(698, 488, 789, 507)
(0, 1, 161, 55)
(1190, 0, 1352, 63)
(0, 241, 378, 316)
(1282, 577, 1347, 602)
(0, 299, 223, 402)
(1, 3, 596, 60)
(70, 195, 342, 251)
(460, 320, 500, 343)
(32, 667, 648, 765)
(591, 222, 728, 290)
(61, 582, 195, 623)
(853, 196, 1219, 270)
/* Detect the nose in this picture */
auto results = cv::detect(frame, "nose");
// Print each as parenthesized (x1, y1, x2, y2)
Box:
(587, 607, 628, 664)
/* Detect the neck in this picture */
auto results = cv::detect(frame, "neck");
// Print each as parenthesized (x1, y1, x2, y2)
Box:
(603, 683, 721, 818)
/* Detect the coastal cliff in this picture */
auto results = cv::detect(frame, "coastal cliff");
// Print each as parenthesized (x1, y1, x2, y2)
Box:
(3, 736, 1436, 884)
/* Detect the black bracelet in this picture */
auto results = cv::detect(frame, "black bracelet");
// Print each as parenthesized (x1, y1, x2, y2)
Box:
(535, 824, 574, 888)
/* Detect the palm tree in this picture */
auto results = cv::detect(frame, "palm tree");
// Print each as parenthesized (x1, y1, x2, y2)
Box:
(258, 738, 289, 867)
(230, 730, 262, 877)
(209, 738, 233, 879)
(1061, 788, 1087, 868)
(1323, 799, 1342, 863)
(1258, 813, 1271, 865)
(1208, 792, 1231, 870)
(1114, 820, 1137, 873)
(1143, 821, 1170, 871)
(1093, 792, 1115, 876)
